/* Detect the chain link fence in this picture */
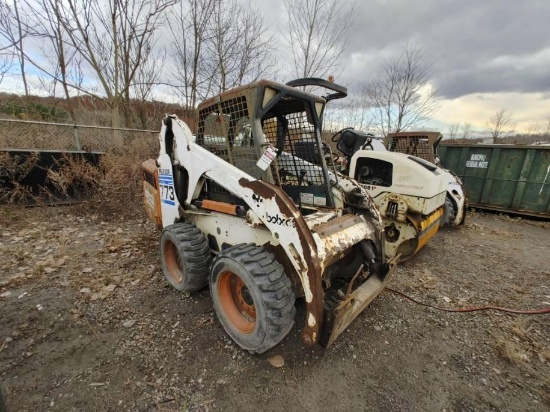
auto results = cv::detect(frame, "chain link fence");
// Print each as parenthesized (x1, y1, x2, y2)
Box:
(0, 118, 165, 205)
(0, 118, 159, 152)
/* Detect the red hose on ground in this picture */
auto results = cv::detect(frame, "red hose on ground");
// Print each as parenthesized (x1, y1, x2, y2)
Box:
(385, 287, 550, 315)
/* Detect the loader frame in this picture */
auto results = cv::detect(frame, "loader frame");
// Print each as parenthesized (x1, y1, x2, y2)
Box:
(143, 79, 398, 349)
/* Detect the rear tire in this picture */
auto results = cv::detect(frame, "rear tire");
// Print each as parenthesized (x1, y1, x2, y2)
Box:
(442, 195, 456, 226)
(210, 244, 296, 354)
(160, 223, 212, 293)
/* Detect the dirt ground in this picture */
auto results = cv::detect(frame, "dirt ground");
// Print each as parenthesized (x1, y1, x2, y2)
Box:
(0, 205, 549, 412)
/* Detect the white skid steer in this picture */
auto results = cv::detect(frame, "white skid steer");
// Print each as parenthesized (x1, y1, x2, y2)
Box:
(142, 79, 398, 353)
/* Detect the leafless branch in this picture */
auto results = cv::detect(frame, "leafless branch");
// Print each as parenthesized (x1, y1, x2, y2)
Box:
(363, 43, 439, 136)
(284, 0, 355, 80)
(485, 108, 515, 143)
(461, 122, 471, 139)
(448, 123, 459, 139)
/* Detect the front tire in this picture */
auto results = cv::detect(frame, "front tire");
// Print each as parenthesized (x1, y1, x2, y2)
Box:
(210, 244, 296, 354)
(160, 223, 212, 293)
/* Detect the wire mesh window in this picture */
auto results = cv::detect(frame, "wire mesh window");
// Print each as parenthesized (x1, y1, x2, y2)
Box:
(196, 96, 261, 178)
(196, 96, 265, 201)
(387, 135, 434, 162)
(261, 101, 330, 207)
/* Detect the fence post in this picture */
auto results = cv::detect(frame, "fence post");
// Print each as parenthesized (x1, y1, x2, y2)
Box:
(73, 123, 82, 150)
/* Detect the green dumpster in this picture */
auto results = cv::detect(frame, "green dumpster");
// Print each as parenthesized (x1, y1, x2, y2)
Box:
(438, 144, 550, 217)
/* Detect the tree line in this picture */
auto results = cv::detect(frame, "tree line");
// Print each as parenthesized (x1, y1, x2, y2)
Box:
(0, 0, 457, 137)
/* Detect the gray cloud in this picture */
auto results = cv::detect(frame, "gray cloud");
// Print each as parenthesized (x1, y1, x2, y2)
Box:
(336, 0, 550, 98)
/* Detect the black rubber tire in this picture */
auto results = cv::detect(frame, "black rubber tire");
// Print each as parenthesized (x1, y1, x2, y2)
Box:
(210, 244, 296, 354)
(160, 223, 212, 293)
(442, 195, 456, 226)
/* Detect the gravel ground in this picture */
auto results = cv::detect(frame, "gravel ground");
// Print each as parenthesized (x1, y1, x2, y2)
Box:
(0, 205, 549, 411)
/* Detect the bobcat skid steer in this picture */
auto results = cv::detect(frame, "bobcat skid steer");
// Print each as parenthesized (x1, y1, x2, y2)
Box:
(385, 131, 467, 226)
(141, 79, 397, 353)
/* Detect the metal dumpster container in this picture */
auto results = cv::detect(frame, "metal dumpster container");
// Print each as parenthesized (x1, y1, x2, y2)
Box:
(438, 144, 550, 217)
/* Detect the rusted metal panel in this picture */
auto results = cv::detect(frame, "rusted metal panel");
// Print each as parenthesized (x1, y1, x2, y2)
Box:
(314, 214, 365, 238)
(238, 177, 325, 345)
(141, 160, 162, 229)
(313, 215, 377, 267)
(303, 210, 339, 229)
(325, 255, 399, 347)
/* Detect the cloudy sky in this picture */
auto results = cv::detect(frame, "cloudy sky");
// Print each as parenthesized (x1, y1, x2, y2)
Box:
(2, 0, 548, 135)
(261, 0, 550, 134)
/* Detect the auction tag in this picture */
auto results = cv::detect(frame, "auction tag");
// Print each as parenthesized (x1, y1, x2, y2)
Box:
(256, 146, 277, 171)
(300, 192, 314, 204)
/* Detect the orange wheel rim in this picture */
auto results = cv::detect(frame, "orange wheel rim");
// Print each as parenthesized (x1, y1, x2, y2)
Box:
(218, 270, 256, 334)
(164, 240, 183, 283)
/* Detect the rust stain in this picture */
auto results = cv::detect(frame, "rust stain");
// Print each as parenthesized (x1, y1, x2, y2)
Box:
(238, 177, 324, 344)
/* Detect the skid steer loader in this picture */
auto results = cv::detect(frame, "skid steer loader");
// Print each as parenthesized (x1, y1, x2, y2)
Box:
(142, 79, 397, 353)
(285, 79, 448, 261)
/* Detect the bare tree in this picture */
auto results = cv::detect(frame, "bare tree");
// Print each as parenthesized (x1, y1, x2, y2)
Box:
(167, 0, 216, 108)
(448, 123, 459, 139)
(207, 0, 243, 93)
(25, 0, 81, 120)
(0, 0, 29, 94)
(30, 0, 177, 130)
(364, 43, 439, 136)
(12, 0, 27, 94)
(348, 94, 374, 131)
(284, 0, 355, 79)
(324, 90, 373, 133)
(486, 108, 515, 143)
(168, 0, 275, 107)
(207, 0, 275, 94)
(129, 49, 166, 129)
(526, 121, 541, 136)
(0, 1, 14, 86)
(544, 117, 550, 140)
(461, 122, 471, 139)
(0, 52, 11, 86)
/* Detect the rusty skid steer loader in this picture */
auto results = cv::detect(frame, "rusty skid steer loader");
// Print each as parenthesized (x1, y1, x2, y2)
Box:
(142, 79, 397, 353)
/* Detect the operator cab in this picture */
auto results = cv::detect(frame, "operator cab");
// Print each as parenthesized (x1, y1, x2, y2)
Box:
(194, 80, 337, 211)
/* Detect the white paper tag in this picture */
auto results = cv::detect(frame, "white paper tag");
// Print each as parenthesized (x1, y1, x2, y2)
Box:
(314, 196, 327, 206)
(300, 192, 314, 204)
(256, 146, 277, 171)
